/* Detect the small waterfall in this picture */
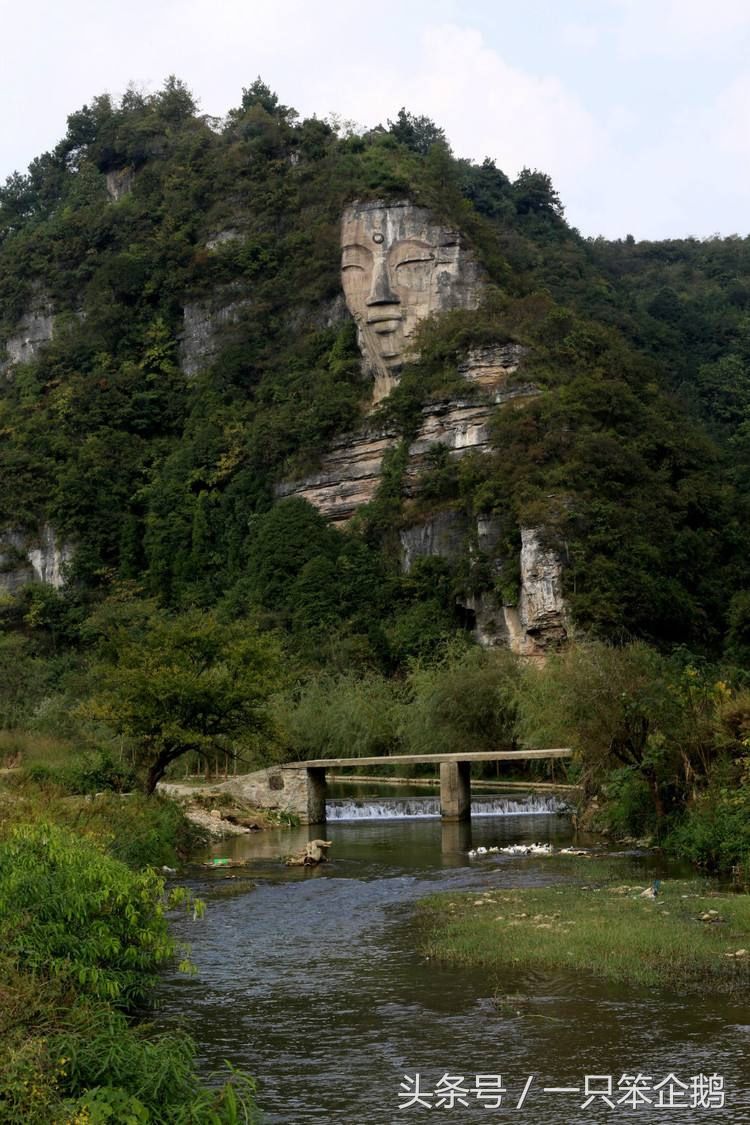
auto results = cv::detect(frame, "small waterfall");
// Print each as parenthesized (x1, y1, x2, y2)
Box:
(325, 793, 569, 821)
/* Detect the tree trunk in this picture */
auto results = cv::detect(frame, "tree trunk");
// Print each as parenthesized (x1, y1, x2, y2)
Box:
(145, 748, 180, 795)
(647, 772, 665, 820)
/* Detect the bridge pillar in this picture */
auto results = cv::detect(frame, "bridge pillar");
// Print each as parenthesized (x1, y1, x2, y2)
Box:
(440, 761, 471, 821)
(306, 767, 328, 824)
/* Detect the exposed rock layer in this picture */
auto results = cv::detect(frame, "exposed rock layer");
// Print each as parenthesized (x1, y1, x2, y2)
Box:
(276, 344, 533, 522)
(0, 526, 72, 593)
(2, 296, 55, 374)
(275, 335, 566, 654)
(397, 511, 567, 656)
(105, 167, 136, 201)
(518, 528, 568, 650)
(179, 297, 250, 377)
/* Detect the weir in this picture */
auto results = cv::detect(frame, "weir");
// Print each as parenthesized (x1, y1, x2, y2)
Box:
(326, 792, 569, 821)
(286, 749, 572, 824)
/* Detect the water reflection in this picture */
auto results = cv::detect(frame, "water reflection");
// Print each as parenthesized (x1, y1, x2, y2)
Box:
(440, 819, 473, 864)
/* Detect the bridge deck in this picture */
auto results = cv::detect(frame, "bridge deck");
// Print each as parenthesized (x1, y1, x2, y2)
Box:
(286, 749, 572, 770)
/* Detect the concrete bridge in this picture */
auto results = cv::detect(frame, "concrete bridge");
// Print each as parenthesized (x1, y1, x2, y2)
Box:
(285, 749, 572, 823)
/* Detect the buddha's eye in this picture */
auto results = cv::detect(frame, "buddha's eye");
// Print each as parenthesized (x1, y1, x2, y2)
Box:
(394, 256, 433, 287)
(341, 245, 371, 274)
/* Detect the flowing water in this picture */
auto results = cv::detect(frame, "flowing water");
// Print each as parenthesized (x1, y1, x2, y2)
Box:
(157, 789, 750, 1123)
(325, 792, 567, 821)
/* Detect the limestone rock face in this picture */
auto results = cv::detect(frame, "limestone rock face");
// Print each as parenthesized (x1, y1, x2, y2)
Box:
(284, 293, 350, 336)
(396, 512, 567, 655)
(275, 394, 503, 524)
(275, 425, 396, 523)
(277, 199, 567, 653)
(3, 297, 55, 373)
(0, 525, 72, 593)
(179, 297, 249, 377)
(518, 528, 568, 650)
(205, 228, 243, 250)
(399, 509, 505, 574)
(458, 343, 537, 403)
(341, 200, 484, 403)
(457, 592, 520, 649)
(399, 509, 470, 573)
(0, 532, 33, 593)
(408, 399, 494, 459)
(105, 167, 136, 201)
(277, 344, 538, 523)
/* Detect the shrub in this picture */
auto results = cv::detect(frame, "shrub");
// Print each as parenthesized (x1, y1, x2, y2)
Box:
(0, 962, 258, 1124)
(597, 767, 658, 838)
(665, 765, 750, 874)
(0, 822, 187, 1007)
(275, 670, 402, 760)
(400, 643, 521, 757)
(516, 641, 716, 822)
(24, 750, 138, 795)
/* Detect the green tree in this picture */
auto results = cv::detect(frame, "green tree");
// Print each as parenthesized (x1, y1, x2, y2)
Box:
(387, 108, 447, 154)
(513, 168, 563, 217)
(401, 643, 521, 757)
(82, 603, 282, 792)
(726, 590, 750, 667)
(235, 77, 296, 120)
(246, 498, 339, 610)
(0, 633, 50, 728)
(517, 641, 720, 827)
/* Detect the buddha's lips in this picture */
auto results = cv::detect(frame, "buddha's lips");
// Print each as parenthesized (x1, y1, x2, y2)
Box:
(367, 315, 402, 332)
(366, 310, 402, 324)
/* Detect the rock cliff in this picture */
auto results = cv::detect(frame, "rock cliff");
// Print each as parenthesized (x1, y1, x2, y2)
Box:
(2, 295, 55, 375)
(0, 526, 72, 593)
(341, 199, 484, 402)
(179, 295, 250, 377)
(517, 528, 568, 650)
(276, 343, 534, 521)
(105, 166, 136, 201)
(397, 510, 567, 655)
(273, 194, 568, 655)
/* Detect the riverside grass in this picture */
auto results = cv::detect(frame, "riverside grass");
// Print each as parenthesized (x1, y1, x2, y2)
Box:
(418, 862, 750, 993)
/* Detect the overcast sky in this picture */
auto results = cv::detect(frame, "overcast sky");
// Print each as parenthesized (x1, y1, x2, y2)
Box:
(2, 0, 749, 240)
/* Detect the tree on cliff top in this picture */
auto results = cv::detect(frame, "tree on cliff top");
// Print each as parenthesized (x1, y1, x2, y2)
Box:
(81, 602, 282, 792)
(387, 108, 447, 155)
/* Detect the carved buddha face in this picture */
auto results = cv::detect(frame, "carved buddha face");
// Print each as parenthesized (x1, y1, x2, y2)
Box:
(341, 201, 480, 403)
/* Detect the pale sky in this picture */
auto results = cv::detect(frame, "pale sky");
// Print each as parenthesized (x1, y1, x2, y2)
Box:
(2, 0, 749, 240)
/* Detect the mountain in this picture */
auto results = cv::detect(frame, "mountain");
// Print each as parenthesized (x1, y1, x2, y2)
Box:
(1, 77, 749, 666)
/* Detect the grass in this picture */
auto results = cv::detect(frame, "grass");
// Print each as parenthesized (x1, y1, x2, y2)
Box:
(0, 774, 207, 867)
(418, 861, 750, 993)
(0, 729, 79, 770)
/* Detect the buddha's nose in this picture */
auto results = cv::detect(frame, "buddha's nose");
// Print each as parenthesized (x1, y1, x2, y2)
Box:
(366, 256, 399, 307)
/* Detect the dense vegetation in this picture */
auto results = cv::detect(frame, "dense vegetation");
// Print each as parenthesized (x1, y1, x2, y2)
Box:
(0, 809, 257, 1122)
(0, 74, 749, 778)
(2, 76, 749, 654)
(0, 73, 748, 792)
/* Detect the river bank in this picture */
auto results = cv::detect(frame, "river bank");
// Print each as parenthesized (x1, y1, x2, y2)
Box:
(418, 857, 750, 992)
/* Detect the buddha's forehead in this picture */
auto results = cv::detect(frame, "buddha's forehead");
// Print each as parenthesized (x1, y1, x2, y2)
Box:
(342, 200, 448, 249)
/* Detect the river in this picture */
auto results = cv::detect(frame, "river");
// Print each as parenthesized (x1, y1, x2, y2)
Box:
(156, 788, 750, 1122)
